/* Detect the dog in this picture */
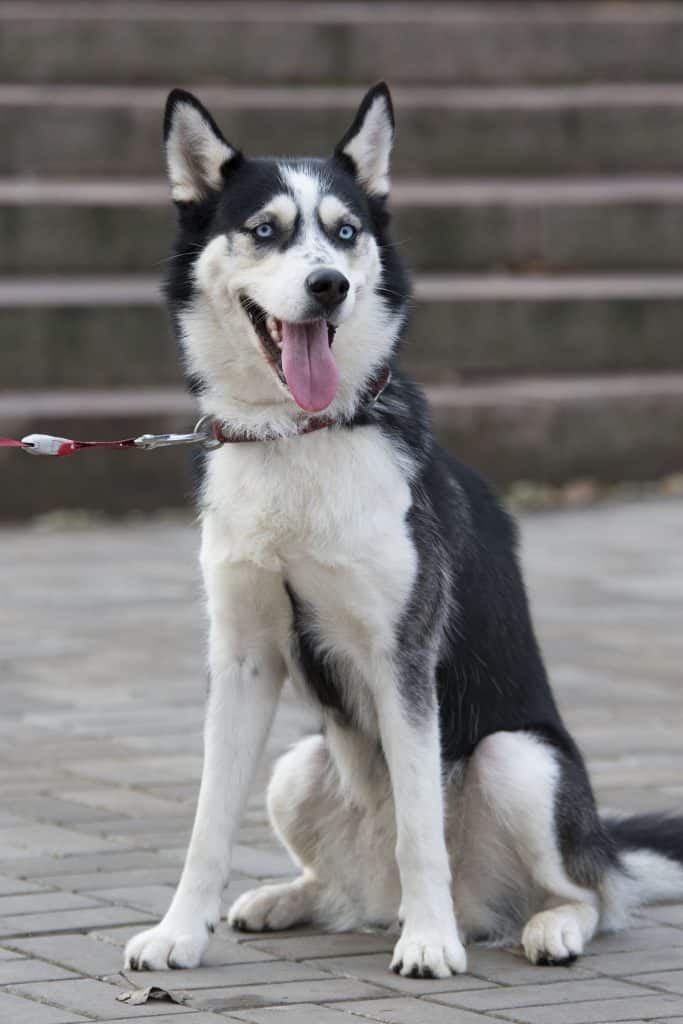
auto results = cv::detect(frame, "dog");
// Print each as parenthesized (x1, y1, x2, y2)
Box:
(125, 83, 683, 979)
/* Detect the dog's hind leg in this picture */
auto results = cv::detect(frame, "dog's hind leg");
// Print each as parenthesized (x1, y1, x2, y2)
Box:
(464, 730, 611, 966)
(229, 729, 400, 934)
(229, 735, 325, 932)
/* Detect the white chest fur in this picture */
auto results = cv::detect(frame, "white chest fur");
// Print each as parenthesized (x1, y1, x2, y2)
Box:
(201, 426, 417, 658)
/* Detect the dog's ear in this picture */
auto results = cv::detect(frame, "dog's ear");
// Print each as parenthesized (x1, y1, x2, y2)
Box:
(164, 89, 240, 203)
(334, 82, 394, 198)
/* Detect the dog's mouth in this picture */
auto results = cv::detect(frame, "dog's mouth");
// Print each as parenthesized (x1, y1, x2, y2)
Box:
(240, 297, 339, 413)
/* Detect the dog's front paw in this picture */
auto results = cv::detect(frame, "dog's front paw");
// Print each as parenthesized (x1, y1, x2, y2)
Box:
(390, 924, 467, 979)
(124, 920, 210, 971)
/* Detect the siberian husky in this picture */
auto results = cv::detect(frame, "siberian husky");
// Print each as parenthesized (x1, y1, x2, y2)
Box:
(126, 83, 683, 979)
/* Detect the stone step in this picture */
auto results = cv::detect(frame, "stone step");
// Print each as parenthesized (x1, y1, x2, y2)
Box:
(3, 2, 683, 85)
(5, 177, 683, 274)
(6, 84, 683, 177)
(2, 373, 682, 517)
(2, 275, 683, 390)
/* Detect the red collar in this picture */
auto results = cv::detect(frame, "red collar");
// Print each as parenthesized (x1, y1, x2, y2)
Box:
(211, 364, 392, 445)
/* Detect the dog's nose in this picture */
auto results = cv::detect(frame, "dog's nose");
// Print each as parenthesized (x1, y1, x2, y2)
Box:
(305, 269, 350, 313)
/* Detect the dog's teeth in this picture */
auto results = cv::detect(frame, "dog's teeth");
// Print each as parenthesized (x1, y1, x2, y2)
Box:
(266, 315, 282, 346)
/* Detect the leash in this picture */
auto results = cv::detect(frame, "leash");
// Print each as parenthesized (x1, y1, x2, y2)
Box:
(0, 414, 223, 458)
(0, 366, 392, 458)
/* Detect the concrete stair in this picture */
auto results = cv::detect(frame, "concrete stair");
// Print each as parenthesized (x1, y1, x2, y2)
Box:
(6, 84, 683, 177)
(6, 178, 683, 274)
(4, 3, 683, 85)
(2, 1, 683, 516)
(3, 274, 683, 390)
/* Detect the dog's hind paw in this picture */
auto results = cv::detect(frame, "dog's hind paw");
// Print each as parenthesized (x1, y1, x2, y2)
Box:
(522, 908, 585, 966)
(390, 925, 467, 979)
(124, 921, 209, 971)
(228, 877, 316, 933)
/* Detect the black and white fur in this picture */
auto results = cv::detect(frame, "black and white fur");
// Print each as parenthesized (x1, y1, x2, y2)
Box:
(125, 83, 683, 979)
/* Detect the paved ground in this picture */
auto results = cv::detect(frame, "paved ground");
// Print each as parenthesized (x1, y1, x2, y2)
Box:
(1, 497, 682, 1023)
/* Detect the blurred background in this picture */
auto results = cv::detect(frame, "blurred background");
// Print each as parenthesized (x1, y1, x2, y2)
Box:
(2, 0, 683, 518)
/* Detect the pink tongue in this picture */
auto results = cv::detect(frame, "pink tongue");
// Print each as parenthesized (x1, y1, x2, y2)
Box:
(280, 320, 339, 413)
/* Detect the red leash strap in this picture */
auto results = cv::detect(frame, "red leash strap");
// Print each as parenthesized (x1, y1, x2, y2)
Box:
(0, 434, 139, 456)
(54, 438, 139, 456)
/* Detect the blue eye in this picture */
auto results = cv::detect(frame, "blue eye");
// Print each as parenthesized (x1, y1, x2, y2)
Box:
(255, 223, 274, 238)
(338, 224, 357, 242)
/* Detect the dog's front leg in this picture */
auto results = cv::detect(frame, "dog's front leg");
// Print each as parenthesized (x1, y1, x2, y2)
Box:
(374, 663, 466, 978)
(125, 560, 287, 970)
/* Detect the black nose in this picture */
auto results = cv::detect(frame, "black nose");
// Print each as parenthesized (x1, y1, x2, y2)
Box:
(305, 269, 350, 313)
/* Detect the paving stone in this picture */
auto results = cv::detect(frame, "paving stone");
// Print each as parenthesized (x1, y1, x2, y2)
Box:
(37, 868, 181, 892)
(337, 997, 501, 1023)
(112, 831, 193, 851)
(0, 947, 23, 961)
(0, 905, 155, 939)
(81, 885, 175, 917)
(231, 846, 296, 879)
(0, 989, 89, 1022)
(0, 958, 78, 984)
(495, 992, 683, 1023)
(1, 796, 121, 825)
(0, 851, 176, 879)
(0, 812, 35, 827)
(465, 945, 598, 985)
(121, 960, 332, 991)
(229, 1005, 381, 1023)
(88, 925, 159, 948)
(585, 926, 683, 955)
(65, 756, 203, 786)
(432, 977, 651, 1012)
(9, 977, 189, 1019)
(580, 946, 683, 976)
(303, 954, 493, 996)
(0, 891, 105, 916)
(0, 824, 126, 858)
(117, 1016, 237, 1024)
(201, 939, 279, 969)
(75, 817, 191, 839)
(246, 932, 396, 961)
(643, 905, 683, 928)
(0, 876, 50, 897)
(59, 789, 187, 819)
(6, 933, 130, 976)
(186, 978, 390, 1012)
(631, 969, 683, 994)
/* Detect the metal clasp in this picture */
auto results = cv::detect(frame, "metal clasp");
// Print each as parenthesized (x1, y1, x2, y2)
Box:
(192, 413, 223, 450)
(133, 414, 222, 452)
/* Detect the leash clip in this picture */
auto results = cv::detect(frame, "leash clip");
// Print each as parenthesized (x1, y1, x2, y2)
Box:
(134, 414, 222, 452)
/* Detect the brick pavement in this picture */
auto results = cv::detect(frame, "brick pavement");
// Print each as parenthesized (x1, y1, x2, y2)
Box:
(0, 497, 682, 1022)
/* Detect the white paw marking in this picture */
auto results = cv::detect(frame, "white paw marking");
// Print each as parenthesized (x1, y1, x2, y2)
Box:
(522, 909, 584, 966)
(390, 925, 467, 979)
(228, 881, 311, 933)
(124, 921, 210, 971)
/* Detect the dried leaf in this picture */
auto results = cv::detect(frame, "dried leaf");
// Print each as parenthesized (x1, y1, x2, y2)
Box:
(116, 985, 189, 1006)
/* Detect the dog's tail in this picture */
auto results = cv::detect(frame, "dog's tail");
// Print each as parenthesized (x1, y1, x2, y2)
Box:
(601, 814, 683, 927)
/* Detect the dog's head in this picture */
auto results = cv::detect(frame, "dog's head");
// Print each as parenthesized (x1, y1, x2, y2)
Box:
(163, 83, 408, 435)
